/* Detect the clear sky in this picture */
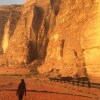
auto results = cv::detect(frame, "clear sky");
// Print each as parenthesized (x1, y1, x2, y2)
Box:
(0, 0, 26, 5)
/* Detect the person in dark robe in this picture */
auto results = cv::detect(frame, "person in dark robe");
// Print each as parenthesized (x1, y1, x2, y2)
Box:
(16, 79, 26, 100)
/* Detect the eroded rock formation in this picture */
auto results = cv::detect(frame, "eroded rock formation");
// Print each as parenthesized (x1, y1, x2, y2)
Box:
(0, 0, 100, 78)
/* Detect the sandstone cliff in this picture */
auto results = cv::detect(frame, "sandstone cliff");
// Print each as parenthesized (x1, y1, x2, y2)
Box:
(0, 0, 100, 78)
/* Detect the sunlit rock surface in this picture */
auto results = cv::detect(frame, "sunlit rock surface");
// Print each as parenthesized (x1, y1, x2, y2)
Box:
(0, 0, 100, 77)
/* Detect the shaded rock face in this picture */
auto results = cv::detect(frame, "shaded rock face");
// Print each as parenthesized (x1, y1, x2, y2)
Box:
(0, 0, 100, 77)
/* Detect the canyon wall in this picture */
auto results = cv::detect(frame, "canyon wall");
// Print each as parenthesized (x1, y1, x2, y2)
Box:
(39, 0, 100, 78)
(0, 0, 100, 78)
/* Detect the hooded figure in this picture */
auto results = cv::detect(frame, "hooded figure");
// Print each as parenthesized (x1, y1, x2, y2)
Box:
(16, 79, 26, 100)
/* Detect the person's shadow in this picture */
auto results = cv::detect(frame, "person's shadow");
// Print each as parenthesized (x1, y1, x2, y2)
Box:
(16, 79, 26, 100)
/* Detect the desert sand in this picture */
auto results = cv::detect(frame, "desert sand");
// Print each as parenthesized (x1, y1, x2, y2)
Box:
(0, 76, 100, 100)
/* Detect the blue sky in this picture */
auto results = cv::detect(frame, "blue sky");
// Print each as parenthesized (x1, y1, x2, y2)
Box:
(0, 0, 26, 5)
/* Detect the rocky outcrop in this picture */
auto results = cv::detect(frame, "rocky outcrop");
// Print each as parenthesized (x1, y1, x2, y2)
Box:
(38, 0, 100, 77)
(0, 0, 100, 78)
(0, 5, 21, 52)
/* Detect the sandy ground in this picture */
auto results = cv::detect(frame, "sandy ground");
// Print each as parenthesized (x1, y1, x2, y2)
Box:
(0, 76, 100, 100)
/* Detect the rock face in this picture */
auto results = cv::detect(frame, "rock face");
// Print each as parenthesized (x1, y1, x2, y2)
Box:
(0, 0, 100, 77)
